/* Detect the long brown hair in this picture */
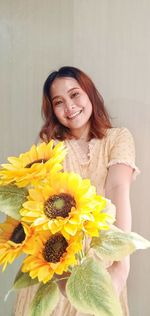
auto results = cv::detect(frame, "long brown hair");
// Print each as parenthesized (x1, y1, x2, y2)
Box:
(39, 66, 112, 141)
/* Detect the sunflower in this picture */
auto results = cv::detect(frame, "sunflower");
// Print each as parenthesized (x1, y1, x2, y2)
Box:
(21, 231, 82, 283)
(0, 217, 35, 271)
(0, 141, 66, 187)
(82, 197, 115, 237)
(20, 172, 111, 239)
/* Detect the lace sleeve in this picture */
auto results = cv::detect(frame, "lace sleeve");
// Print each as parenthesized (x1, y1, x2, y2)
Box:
(107, 128, 140, 180)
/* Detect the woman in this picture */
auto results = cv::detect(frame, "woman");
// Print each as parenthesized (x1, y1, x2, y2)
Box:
(14, 66, 139, 315)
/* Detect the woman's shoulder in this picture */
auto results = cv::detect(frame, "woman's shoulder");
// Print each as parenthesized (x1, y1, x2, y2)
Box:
(106, 126, 132, 137)
(105, 127, 134, 145)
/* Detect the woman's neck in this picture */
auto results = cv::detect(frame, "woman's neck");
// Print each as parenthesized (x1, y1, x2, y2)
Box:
(70, 123, 90, 141)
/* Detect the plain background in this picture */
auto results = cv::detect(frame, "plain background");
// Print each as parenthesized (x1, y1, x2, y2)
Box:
(0, 1, 150, 315)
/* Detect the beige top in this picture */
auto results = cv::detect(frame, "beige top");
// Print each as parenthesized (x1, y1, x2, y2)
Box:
(14, 127, 139, 316)
(63, 127, 139, 194)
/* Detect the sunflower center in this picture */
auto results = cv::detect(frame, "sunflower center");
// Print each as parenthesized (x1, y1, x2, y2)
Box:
(44, 193, 76, 219)
(10, 223, 25, 244)
(25, 159, 47, 168)
(43, 234, 68, 263)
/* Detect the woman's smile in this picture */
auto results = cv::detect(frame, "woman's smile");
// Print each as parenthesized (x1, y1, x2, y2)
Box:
(50, 77, 92, 139)
(66, 109, 82, 120)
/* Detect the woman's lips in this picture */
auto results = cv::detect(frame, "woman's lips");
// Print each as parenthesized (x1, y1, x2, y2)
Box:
(67, 110, 82, 120)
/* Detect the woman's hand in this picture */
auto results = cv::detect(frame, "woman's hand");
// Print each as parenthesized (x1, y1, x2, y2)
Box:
(107, 257, 130, 296)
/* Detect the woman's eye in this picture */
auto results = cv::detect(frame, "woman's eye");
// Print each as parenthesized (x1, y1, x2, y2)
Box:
(54, 100, 63, 106)
(71, 92, 79, 98)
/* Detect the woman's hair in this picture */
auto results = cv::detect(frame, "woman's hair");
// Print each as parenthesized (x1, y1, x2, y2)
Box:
(39, 66, 112, 141)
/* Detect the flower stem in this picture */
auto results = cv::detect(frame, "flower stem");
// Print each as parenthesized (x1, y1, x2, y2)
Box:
(54, 276, 69, 283)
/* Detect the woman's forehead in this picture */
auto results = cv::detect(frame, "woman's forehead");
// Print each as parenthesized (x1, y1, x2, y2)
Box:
(50, 77, 81, 98)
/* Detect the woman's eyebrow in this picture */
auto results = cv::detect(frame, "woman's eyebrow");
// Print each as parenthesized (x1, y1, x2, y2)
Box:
(52, 95, 61, 101)
(68, 87, 80, 93)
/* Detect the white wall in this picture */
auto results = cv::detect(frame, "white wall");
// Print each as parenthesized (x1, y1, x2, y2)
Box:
(0, 1, 150, 315)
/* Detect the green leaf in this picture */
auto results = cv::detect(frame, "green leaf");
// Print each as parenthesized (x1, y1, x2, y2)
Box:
(91, 226, 150, 262)
(5, 269, 39, 301)
(29, 281, 59, 316)
(13, 269, 39, 289)
(0, 185, 28, 219)
(128, 231, 150, 249)
(66, 257, 123, 316)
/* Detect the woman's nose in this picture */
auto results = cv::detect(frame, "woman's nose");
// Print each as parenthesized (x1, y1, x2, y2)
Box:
(64, 99, 75, 113)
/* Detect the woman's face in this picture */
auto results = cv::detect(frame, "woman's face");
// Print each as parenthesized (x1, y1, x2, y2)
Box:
(50, 77, 93, 139)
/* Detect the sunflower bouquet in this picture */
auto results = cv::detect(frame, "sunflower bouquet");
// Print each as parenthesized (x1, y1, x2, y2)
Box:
(0, 141, 149, 316)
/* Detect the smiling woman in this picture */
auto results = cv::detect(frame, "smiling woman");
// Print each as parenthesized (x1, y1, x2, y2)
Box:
(14, 66, 140, 316)
(40, 66, 111, 141)
(50, 77, 93, 139)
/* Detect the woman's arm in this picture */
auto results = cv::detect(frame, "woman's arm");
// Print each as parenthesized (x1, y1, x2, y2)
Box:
(58, 164, 133, 297)
(105, 164, 133, 296)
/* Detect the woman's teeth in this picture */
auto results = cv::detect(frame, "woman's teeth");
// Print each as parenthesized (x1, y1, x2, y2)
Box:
(67, 110, 82, 119)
